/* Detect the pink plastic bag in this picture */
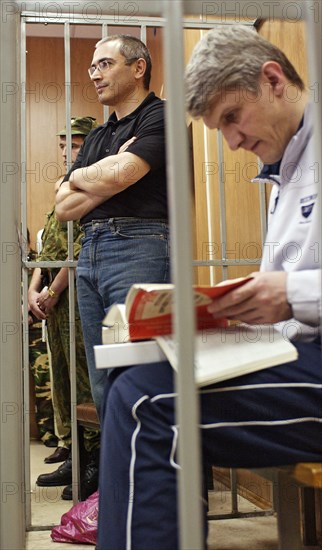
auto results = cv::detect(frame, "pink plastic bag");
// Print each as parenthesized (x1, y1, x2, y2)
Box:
(51, 491, 99, 545)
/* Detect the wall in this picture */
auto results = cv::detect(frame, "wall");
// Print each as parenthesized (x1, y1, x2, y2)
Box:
(26, 33, 103, 248)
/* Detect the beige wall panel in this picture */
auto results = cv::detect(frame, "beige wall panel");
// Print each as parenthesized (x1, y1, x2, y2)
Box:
(184, 28, 221, 285)
(147, 27, 165, 98)
(184, 26, 263, 285)
(26, 36, 64, 250)
(259, 20, 308, 86)
(26, 35, 104, 250)
(222, 139, 262, 280)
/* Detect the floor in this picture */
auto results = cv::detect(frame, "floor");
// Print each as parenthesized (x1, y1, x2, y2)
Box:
(26, 441, 86, 550)
(25, 440, 317, 550)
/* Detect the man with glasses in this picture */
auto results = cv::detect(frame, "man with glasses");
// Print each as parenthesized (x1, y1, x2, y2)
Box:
(56, 35, 170, 416)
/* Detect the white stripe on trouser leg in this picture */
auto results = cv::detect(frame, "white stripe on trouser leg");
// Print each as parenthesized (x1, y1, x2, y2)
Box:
(126, 395, 150, 550)
(200, 417, 322, 430)
(125, 392, 179, 549)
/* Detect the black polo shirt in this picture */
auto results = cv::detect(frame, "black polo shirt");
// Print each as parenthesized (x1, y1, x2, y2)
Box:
(63, 92, 168, 224)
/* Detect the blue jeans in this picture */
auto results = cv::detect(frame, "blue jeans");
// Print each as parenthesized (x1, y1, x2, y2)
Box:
(76, 217, 170, 416)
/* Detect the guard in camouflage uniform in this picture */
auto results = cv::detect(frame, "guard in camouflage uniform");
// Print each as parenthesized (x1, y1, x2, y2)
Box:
(28, 117, 100, 501)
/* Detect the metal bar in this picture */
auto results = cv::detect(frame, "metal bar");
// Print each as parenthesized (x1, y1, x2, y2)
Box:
(217, 132, 229, 280)
(25, 258, 263, 269)
(193, 259, 261, 267)
(230, 469, 239, 514)
(208, 509, 274, 520)
(101, 24, 110, 122)
(64, 20, 79, 504)
(140, 24, 147, 44)
(20, 13, 33, 530)
(18, 0, 306, 19)
(0, 2, 25, 549)
(181, 0, 310, 19)
(257, 159, 268, 243)
(162, 1, 204, 548)
(203, 122, 217, 285)
(304, 1, 322, 341)
(23, 260, 78, 269)
(23, 13, 255, 28)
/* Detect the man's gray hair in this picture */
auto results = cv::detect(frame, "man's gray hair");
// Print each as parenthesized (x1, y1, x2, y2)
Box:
(185, 25, 305, 118)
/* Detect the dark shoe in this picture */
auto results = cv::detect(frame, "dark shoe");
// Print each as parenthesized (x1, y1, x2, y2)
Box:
(36, 456, 72, 487)
(61, 459, 99, 501)
(44, 447, 70, 464)
(61, 483, 73, 500)
(80, 458, 99, 501)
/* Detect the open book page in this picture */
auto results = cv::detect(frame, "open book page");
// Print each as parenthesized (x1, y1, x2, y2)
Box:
(112, 276, 254, 341)
(102, 304, 129, 344)
(156, 325, 298, 387)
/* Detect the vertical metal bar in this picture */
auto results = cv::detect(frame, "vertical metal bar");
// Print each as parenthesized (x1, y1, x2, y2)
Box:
(64, 20, 79, 503)
(162, 1, 204, 548)
(230, 469, 239, 514)
(140, 24, 147, 44)
(217, 132, 229, 280)
(304, 1, 322, 344)
(0, 2, 25, 549)
(20, 13, 32, 529)
(102, 23, 110, 122)
(203, 125, 217, 285)
(258, 164, 268, 244)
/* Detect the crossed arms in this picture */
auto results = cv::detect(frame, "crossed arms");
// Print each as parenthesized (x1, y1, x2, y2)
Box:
(55, 138, 149, 222)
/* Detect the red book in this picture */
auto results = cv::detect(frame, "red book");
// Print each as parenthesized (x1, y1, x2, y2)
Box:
(103, 277, 252, 342)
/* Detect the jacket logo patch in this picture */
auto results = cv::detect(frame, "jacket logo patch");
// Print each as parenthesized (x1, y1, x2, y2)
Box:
(301, 203, 314, 218)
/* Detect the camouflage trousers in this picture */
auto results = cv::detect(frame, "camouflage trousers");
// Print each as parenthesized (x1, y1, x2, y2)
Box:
(29, 322, 57, 446)
(46, 288, 100, 452)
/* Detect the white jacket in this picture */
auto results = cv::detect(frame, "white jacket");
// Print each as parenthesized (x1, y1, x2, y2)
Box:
(253, 104, 321, 342)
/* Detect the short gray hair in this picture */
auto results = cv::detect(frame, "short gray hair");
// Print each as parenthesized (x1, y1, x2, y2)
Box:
(185, 25, 305, 118)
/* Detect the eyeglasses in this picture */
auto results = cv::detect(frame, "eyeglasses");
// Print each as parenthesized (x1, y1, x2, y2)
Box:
(88, 58, 111, 77)
(88, 57, 139, 77)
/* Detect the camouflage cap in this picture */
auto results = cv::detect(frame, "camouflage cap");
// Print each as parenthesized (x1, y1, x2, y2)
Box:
(57, 116, 99, 136)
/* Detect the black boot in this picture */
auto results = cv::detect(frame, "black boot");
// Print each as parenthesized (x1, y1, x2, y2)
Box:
(37, 454, 72, 487)
(80, 453, 99, 501)
(61, 450, 99, 501)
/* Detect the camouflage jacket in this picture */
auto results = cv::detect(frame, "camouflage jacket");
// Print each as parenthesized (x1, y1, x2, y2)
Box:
(39, 207, 83, 262)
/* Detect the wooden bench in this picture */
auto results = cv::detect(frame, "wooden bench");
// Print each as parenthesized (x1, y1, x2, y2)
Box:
(76, 402, 100, 431)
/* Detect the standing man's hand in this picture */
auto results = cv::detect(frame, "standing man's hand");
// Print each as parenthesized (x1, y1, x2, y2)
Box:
(28, 289, 48, 320)
(37, 286, 60, 315)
